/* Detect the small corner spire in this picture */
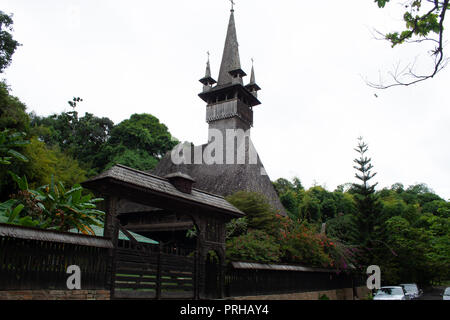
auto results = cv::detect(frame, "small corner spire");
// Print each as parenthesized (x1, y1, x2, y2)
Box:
(205, 51, 211, 78)
(199, 51, 216, 89)
(245, 57, 261, 95)
(250, 58, 255, 84)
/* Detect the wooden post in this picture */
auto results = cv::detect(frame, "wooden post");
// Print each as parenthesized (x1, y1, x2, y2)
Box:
(195, 220, 207, 300)
(219, 253, 226, 299)
(156, 243, 162, 299)
(103, 196, 119, 298)
(194, 250, 199, 300)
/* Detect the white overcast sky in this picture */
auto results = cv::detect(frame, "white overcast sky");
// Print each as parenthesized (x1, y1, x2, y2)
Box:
(2, 0, 450, 200)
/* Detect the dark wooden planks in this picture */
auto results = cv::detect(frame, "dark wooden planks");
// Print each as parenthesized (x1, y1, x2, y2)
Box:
(111, 245, 196, 300)
(0, 235, 110, 290)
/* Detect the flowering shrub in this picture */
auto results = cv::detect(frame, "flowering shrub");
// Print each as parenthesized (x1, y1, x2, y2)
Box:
(226, 229, 281, 263)
(225, 191, 357, 269)
(275, 215, 358, 270)
(276, 215, 331, 267)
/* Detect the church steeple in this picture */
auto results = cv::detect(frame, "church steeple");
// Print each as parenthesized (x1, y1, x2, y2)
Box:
(198, 5, 261, 132)
(217, 9, 246, 86)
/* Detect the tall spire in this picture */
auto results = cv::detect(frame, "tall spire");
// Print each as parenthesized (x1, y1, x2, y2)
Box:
(217, 8, 245, 85)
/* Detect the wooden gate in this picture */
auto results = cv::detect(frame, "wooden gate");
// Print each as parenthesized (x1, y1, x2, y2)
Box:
(111, 226, 197, 300)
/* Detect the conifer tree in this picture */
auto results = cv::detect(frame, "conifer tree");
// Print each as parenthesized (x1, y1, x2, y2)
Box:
(352, 137, 383, 267)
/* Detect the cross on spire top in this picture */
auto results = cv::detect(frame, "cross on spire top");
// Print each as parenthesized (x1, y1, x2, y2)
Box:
(230, 0, 235, 12)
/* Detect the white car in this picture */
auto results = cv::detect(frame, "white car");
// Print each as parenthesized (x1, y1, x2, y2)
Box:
(400, 283, 422, 299)
(373, 286, 410, 300)
(443, 287, 450, 300)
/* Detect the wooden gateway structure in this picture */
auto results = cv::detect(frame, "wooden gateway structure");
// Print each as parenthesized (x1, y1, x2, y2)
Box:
(82, 164, 244, 299)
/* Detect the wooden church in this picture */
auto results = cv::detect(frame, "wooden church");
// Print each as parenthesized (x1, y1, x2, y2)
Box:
(153, 7, 286, 216)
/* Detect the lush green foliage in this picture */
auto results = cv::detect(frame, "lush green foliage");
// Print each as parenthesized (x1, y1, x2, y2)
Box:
(226, 191, 280, 237)
(32, 111, 178, 174)
(375, 187, 450, 285)
(374, 0, 447, 46)
(272, 137, 449, 285)
(0, 83, 88, 199)
(0, 82, 29, 133)
(0, 173, 104, 234)
(100, 113, 178, 171)
(1, 136, 87, 200)
(277, 216, 332, 267)
(225, 191, 355, 269)
(0, 11, 20, 73)
(273, 179, 357, 223)
(226, 229, 281, 263)
(0, 129, 29, 165)
(31, 110, 114, 175)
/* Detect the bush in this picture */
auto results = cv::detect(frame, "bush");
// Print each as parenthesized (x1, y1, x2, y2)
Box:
(226, 229, 281, 263)
(226, 191, 280, 237)
(0, 173, 104, 234)
(277, 216, 332, 267)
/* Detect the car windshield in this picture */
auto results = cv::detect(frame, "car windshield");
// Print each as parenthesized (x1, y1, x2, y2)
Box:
(444, 288, 450, 296)
(401, 284, 417, 292)
(376, 288, 404, 296)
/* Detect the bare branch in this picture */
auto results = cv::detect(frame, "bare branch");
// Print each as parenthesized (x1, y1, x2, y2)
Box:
(367, 0, 449, 89)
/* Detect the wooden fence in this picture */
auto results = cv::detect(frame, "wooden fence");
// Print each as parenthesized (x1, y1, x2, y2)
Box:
(224, 262, 358, 297)
(0, 223, 112, 290)
(1, 223, 363, 299)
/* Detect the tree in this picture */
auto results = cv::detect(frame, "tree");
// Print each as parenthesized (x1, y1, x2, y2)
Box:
(98, 113, 178, 172)
(273, 177, 304, 218)
(31, 110, 114, 174)
(0, 11, 20, 73)
(107, 113, 177, 158)
(370, 0, 449, 88)
(0, 81, 30, 133)
(351, 137, 384, 267)
(1, 137, 87, 200)
(326, 213, 359, 245)
(299, 192, 322, 222)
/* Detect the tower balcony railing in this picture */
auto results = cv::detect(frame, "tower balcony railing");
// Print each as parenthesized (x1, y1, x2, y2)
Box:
(206, 98, 253, 126)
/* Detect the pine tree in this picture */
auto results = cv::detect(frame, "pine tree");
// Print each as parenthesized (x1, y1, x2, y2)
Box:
(352, 137, 382, 268)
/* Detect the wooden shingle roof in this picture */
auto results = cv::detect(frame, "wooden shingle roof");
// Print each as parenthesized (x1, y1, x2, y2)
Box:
(83, 164, 244, 217)
(0, 223, 113, 248)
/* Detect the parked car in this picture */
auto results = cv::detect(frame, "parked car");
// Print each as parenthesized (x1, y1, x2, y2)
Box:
(399, 283, 422, 299)
(443, 287, 450, 301)
(373, 286, 410, 300)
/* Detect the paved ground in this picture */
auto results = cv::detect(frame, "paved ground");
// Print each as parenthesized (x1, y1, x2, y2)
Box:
(417, 286, 448, 300)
